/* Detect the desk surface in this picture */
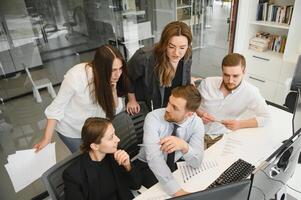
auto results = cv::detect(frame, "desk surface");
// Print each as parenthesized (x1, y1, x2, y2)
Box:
(134, 105, 293, 200)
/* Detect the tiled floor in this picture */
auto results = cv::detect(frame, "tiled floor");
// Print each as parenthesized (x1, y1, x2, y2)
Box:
(0, 88, 71, 200)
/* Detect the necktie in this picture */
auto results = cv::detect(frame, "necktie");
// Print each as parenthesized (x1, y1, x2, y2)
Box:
(166, 124, 179, 172)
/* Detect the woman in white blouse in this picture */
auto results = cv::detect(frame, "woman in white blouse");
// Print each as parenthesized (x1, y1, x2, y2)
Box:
(34, 45, 129, 153)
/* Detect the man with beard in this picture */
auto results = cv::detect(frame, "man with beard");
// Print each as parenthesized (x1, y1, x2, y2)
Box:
(196, 53, 270, 148)
(133, 85, 204, 197)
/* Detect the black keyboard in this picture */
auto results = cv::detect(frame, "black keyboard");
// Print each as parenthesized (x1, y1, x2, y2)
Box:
(207, 159, 255, 189)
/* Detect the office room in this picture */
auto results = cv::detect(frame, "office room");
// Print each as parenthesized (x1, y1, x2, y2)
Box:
(0, 0, 301, 199)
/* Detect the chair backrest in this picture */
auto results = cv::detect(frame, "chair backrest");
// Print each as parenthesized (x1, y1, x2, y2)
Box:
(42, 151, 81, 200)
(112, 102, 148, 159)
(284, 91, 298, 113)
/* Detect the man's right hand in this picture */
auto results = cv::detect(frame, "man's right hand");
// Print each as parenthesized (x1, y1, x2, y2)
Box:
(33, 137, 51, 153)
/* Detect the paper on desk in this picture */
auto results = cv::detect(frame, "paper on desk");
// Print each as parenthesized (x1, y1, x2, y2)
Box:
(181, 156, 237, 193)
(5, 143, 56, 192)
(217, 134, 280, 166)
(177, 159, 218, 183)
(134, 183, 170, 200)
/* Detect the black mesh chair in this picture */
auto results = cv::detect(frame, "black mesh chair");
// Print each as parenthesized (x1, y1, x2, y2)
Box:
(112, 102, 148, 159)
(283, 91, 298, 114)
(41, 151, 81, 200)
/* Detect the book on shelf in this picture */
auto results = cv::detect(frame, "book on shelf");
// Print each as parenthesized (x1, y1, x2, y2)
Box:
(249, 32, 287, 53)
(249, 44, 268, 52)
(256, 1, 294, 25)
(249, 36, 269, 52)
(250, 37, 269, 47)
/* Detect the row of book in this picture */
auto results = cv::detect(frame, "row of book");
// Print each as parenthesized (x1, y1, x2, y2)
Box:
(256, 2, 294, 25)
(249, 32, 287, 53)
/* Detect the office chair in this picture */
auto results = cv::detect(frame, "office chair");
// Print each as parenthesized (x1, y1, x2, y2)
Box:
(42, 151, 81, 200)
(283, 91, 298, 113)
(112, 102, 148, 159)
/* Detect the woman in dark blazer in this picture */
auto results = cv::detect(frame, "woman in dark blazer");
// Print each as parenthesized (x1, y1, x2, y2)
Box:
(63, 117, 141, 200)
(126, 21, 193, 114)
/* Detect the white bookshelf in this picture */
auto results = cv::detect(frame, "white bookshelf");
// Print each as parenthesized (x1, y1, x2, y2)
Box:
(234, 0, 301, 105)
(248, 21, 290, 30)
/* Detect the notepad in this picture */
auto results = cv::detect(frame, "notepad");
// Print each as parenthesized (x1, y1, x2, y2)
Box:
(177, 160, 218, 183)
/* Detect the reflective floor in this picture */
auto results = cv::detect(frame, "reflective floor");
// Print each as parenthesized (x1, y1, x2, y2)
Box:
(0, 88, 71, 200)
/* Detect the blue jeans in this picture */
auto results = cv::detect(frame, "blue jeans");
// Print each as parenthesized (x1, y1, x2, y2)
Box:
(57, 132, 82, 153)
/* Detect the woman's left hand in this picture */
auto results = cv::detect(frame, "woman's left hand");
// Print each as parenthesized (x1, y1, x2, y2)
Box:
(114, 149, 131, 171)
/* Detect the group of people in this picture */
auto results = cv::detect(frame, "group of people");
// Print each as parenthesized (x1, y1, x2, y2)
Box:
(33, 21, 270, 200)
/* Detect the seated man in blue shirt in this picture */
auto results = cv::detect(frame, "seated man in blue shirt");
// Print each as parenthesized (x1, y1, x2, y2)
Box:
(134, 85, 205, 197)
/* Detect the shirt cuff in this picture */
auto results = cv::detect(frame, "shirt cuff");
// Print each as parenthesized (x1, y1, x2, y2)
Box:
(115, 97, 124, 114)
(182, 145, 194, 161)
(256, 116, 269, 127)
(162, 178, 181, 196)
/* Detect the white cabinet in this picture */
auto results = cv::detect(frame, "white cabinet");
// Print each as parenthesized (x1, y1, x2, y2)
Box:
(234, 0, 301, 105)
(245, 51, 282, 81)
(246, 73, 278, 102)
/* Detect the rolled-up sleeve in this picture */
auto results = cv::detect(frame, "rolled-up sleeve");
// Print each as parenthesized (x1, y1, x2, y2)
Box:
(249, 89, 271, 127)
(115, 97, 124, 114)
(143, 113, 181, 196)
(45, 73, 77, 121)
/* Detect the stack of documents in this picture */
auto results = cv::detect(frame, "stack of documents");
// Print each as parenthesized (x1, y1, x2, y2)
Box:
(5, 143, 56, 192)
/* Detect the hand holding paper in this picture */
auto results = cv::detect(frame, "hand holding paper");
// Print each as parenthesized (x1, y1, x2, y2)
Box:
(5, 143, 56, 192)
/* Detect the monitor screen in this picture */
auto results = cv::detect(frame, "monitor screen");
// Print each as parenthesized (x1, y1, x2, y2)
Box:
(171, 180, 251, 200)
(291, 55, 301, 91)
(249, 133, 301, 200)
(293, 88, 301, 135)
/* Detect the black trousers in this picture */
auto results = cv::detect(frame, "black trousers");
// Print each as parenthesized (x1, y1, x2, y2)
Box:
(133, 159, 158, 188)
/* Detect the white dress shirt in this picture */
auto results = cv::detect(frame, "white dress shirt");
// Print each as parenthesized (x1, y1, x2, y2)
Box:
(198, 77, 270, 134)
(137, 108, 204, 195)
(45, 63, 123, 138)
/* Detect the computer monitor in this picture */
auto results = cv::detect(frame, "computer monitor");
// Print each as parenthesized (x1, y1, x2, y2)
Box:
(249, 133, 301, 200)
(171, 179, 251, 200)
(290, 55, 301, 91)
(292, 88, 301, 135)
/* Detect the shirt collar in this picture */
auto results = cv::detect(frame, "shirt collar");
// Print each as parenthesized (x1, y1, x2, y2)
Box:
(174, 113, 196, 128)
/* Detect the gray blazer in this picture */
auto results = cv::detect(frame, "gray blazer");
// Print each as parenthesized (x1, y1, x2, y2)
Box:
(127, 47, 192, 110)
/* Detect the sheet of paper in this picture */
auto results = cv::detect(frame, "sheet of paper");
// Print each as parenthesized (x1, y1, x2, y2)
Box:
(181, 156, 236, 192)
(220, 137, 244, 157)
(134, 183, 170, 200)
(177, 160, 218, 183)
(5, 143, 56, 192)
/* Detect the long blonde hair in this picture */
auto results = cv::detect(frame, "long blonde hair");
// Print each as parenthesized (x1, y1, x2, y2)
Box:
(154, 21, 192, 87)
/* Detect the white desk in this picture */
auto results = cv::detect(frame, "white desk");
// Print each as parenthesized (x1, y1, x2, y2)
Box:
(134, 105, 293, 200)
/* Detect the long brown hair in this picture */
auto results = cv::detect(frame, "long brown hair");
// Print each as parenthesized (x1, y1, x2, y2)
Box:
(87, 45, 129, 119)
(80, 117, 111, 153)
(154, 21, 192, 87)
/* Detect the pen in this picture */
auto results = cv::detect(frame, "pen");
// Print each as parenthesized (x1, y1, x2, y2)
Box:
(137, 143, 159, 147)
